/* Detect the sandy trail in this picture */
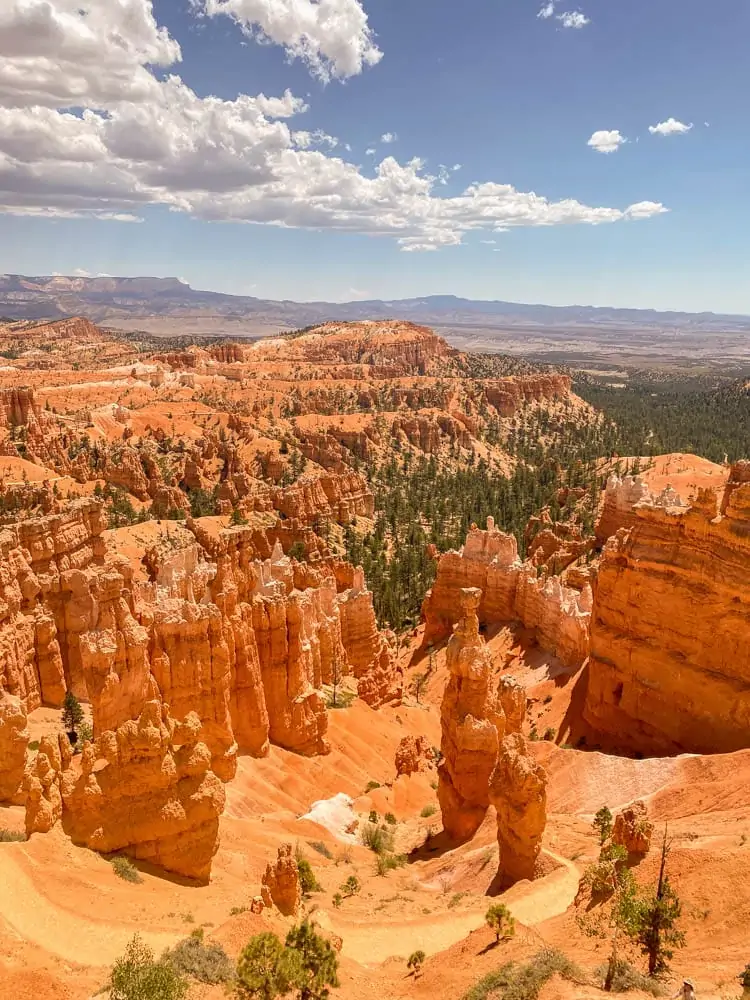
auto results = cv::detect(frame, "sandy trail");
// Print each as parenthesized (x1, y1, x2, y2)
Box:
(336, 853, 580, 964)
(0, 852, 179, 967)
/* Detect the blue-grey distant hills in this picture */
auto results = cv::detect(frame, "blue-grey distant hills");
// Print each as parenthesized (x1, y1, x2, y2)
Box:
(2, 274, 749, 332)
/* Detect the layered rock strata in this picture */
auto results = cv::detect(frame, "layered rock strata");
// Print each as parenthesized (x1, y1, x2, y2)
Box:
(489, 733, 548, 887)
(438, 588, 505, 841)
(585, 469, 750, 754)
(423, 518, 591, 670)
(595, 473, 686, 545)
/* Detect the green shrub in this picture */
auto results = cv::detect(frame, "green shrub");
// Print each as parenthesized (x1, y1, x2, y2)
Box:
(593, 805, 614, 845)
(0, 828, 26, 843)
(28, 740, 39, 751)
(230, 906, 248, 916)
(162, 929, 233, 984)
(485, 903, 516, 943)
(112, 856, 142, 884)
(543, 727, 556, 742)
(360, 822, 394, 855)
(375, 853, 407, 876)
(741, 964, 750, 989)
(341, 875, 361, 897)
(384, 812, 397, 825)
(284, 920, 340, 1000)
(364, 780, 381, 792)
(236, 932, 293, 1000)
(461, 948, 583, 1000)
(420, 803, 437, 818)
(407, 950, 426, 976)
(594, 960, 664, 995)
(308, 840, 333, 859)
(107, 934, 187, 1000)
(332, 892, 343, 908)
(288, 541, 306, 561)
(368, 809, 379, 824)
(449, 891, 469, 909)
(297, 858, 322, 895)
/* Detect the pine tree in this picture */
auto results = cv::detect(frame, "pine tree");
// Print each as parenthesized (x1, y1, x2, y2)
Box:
(61, 690, 84, 737)
(284, 921, 339, 1000)
(632, 831, 685, 977)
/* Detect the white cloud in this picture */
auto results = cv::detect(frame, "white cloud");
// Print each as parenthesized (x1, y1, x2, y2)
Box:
(200, 0, 382, 82)
(587, 129, 627, 154)
(380, 132, 397, 144)
(0, 0, 666, 247)
(365, 147, 376, 156)
(538, 1, 555, 18)
(480, 239, 497, 244)
(648, 118, 693, 136)
(557, 10, 590, 28)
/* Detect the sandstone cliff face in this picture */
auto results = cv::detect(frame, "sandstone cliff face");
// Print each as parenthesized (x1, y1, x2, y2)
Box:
(438, 588, 505, 842)
(483, 375, 571, 417)
(60, 702, 225, 882)
(585, 470, 750, 755)
(489, 733, 548, 887)
(25, 732, 72, 836)
(423, 518, 591, 670)
(337, 566, 401, 708)
(0, 692, 29, 803)
(260, 843, 302, 916)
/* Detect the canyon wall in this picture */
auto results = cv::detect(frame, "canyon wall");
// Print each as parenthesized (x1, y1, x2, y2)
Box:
(423, 517, 591, 670)
(584, 465, 750, 755)
(595, 472, 686, 544)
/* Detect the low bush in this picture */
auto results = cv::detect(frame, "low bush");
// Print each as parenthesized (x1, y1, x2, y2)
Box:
(162, 929, 234, 985)
(594, 960, 664, 995)
(341, 875, 361, 897)
(308, 840, 333, 859)
(384, 812, 397, 825)
(107, 935, 187, 1000)
(461, 948, 584, 1000)
(0, 829, 26, 843)
(360, 822, 394, 855)
(112, 856, 142, 884)
(375, 853, 407, 876)
(420, 804, 437, 818)
(364, 780, 381, 793)
(297, 858, 322, 895)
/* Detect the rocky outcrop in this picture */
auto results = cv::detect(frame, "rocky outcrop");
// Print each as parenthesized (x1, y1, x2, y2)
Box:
(483, 375, 572, 417)
(595, 473, 686, 545)
(498, 676, 526, 735)
(612, 801, 653, 856)
(423, 518, 592, 670)
(261, 843, 301, 915)
(489, 733, 548, 887)
(438, 588, 505, 842)
(25, 732, 72, 836)
(337, 566, 401, 708)
(395, 735, 435, 777)
(585, 469, 750, 755)
(0, 692, 29, 803)
(60, 702, 224, 882)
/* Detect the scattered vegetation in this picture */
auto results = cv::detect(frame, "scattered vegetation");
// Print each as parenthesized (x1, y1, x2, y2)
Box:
(460, 948, 583, 1000)
(364, 780, 381, 792)
(594, 960, 664, 995)
(384, 812, 397, 825)
(420, 803, 438, 818)
(0, 829, 26, 843)
(593, 805, 614, 845)
(485, 903, 516, 943)
(106, 934, 187, 1000)
(111, 856, 143, 884)
(308, 840, 333, 860)
(407, 950, 426, 977)
(361, 821, 395, 855)
(297, 858, 322, 895)
(162, 928, 234, 985)
(340, 874, 361, 897)
(375, 852, 407, 876)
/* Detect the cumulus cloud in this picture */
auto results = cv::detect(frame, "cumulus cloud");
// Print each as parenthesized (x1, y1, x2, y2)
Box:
(537, 2, 555, 18)
(0, 0, 666, 246)
(200, 0, 382, 82)
(588, 129, 627, 154)
(380, 132, 397, 144)
(557, 10, 590, 28)
(365, 147, 376, 156)
(648, 118, 693, 136)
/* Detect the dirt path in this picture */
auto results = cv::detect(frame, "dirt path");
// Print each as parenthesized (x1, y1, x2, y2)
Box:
(0, 852, 179, 967)
(336, 852, 581, 964)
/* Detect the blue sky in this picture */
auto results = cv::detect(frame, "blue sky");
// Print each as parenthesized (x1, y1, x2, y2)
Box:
(1, 0, 749, 312)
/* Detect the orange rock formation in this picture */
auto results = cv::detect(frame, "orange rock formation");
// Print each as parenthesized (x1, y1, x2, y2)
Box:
(612, 800, 653, 856)
(0, 692, 29, 803)
(395, 734, 435, 777)
(585, 464, 750, 754)
(438, 588, 504, 841)
(261, 843, 302, 915)
(423, 517, 592, 670)
(489, 733, 548, 887)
